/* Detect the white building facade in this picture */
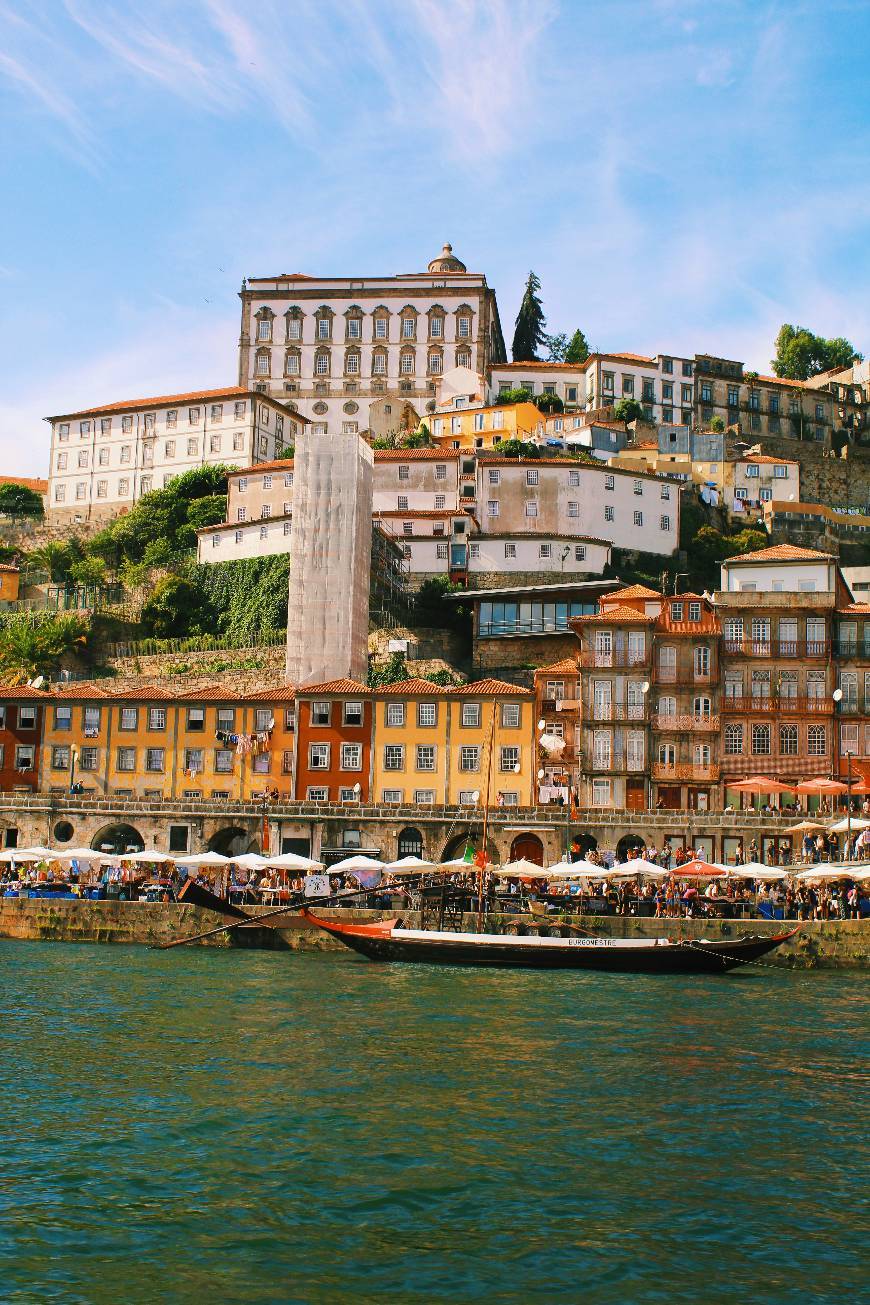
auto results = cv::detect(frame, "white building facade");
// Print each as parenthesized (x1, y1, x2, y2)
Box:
(237, 243, 506, 439)
(45, 387, 300, 523)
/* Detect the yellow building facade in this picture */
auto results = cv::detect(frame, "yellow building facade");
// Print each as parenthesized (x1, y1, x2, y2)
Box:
(428, 402, 541, 451)
(371, 678, 535, 807)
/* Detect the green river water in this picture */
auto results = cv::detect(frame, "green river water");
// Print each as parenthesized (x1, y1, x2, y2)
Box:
(0, 941, 866, 1304)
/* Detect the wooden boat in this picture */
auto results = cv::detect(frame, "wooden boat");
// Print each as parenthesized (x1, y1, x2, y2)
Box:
(300, 910, 800, 973)
(178, 877, 251, 921)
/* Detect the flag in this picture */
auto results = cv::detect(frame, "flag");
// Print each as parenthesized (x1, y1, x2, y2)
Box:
(462, 841, 475, 864)
(474, 849, 488, 870)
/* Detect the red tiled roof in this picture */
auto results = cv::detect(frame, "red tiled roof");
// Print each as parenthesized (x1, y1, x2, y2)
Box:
(372, 449, 461, 462)
(51, 684, 110, 699)
(0, 475, 47, 493)
(0, 564, 20, 573)
(248, 273, 316, 282)
(228, 460, 296, 478)
(180, 684, 239, 701)
(603, 584, 661, 601)
(46, 387, 286, 422)
(836, 604, 870, 615)
(533, 658, 579, 677)
(573, 605, 657, 623)
(297, 679, 371, 695)
(458, 678, 532, 696)
(376, 509, 468, 519)
(0, 685, 47, 698)
(492, 361, 592, 371)
(740, 454, 799, 466)
(376, 679, 452, 696)
(245, 685, 297, 701)
(109, 685, 175, 701)
(725, 544, 834, 564)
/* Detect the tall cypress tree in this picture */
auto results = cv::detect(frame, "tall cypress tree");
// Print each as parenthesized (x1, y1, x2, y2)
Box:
(511, 271, 547, 361)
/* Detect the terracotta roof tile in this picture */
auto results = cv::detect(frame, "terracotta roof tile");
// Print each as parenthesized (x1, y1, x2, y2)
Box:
(725, 544, 834, 564)
(572, 605, 657, 623)
(376, 678, 452, 696)
(109, 685, 175, 701)
(46, 387, 292, 422)
(245, 685, 297, 701)
(371, 449, 461, 462)
(180, 684, 239, 701)
(50, 684, 110, 699)
(228, 460, 296, 478)
(603, 584, 661, 601)
(0, 476, 47, 493)
(0, 685, 47, 698)
(836, 604, 870, 615)
(458, 678, 532, 696)
(533, 658, 579, 676)
(740, 454, 799, 465)
(297, 678, 371, 695)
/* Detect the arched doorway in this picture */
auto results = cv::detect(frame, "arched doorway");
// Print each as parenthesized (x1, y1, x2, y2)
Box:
(397, 827, 424, 859)
(570, 832, 597, 859)
(509, 833, 544, 865)
(208, 826, 255, 857)
(440, 831, 498, 865)
(616, 833, 645, 863)
(91, 823, 145, 856)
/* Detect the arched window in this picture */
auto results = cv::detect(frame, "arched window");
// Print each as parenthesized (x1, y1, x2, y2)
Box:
(255, 347, 271, 378)
(779, 723, 798, 755)
(693, 695, 711, 719)
(284, 347, 301, 376)
(344, 346, 361, 376)
(454, 303, 474, 340)
(255, 307, 274, 342)
(314, 346, 331, 377)
(399, 306, 418, 341)
(284, 307, 304, 341)
(398, 826, 423, 858)
(751, 723, 770, 755)
(344, 306, 364, 341)
(807, 724, 827, 755)
(427, 304, 446, 340)
(314, 306, 334, 341)
(724, 723, 743, 754)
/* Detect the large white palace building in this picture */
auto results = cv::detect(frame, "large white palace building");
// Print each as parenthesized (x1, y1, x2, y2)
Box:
(236, 243, 506, 437)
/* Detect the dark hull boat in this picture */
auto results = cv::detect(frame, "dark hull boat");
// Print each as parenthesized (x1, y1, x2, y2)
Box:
(178, 878, 251, 921)
(301, 911, 799, 974)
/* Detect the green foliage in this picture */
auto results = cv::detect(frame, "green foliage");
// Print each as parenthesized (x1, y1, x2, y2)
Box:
(404, 423, 433, 448)
(612, 398, 644, 424)
(772, 324, 862, 381)
(68, 556, 108, 587)
(274, 444, 295, 461)
(564, 329, 590, 364)
(494, 387, 533, 406)
(192, 555, 291, 643)
(511, 271, 547, 362)
(24, 539, 83, 583)
(369, 435, 397, 450)
(424, 668, 462, 686)
(544, 332, 569, 362)
(0, 483, 44, 519)
(708, 414, 726, 432)
(534, 392, 563, 414)
(492, 439, 540, 459)
(85, 465, 233, 571)
(0, 611, 90, 682)
(140, 576, 206, 638)
(407, 575, 471, 636)
(367, 652, 409, 687)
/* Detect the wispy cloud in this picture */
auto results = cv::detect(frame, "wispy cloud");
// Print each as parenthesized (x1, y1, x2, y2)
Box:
(0, 6, 96, 159)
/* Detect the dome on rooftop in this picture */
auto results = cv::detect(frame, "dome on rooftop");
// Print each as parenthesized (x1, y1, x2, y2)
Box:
(428, 242, 466, 273)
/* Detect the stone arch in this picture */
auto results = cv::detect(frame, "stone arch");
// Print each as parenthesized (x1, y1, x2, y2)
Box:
(397, 826, 424, 858)
(570, 831, 598, 858)
(440, 831, 497, 864)
(616, 833, 646, 863)
(509, 832, 544, 865)
(91, 823, 145, 855)
(208, 825, 256, 857)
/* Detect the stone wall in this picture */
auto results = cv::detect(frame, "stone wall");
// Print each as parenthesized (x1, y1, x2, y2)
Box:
(0, 899, 865, 968)
(101, 644, 289, 693)
(473, 632, 579, 680)
(757, 436, 870, 511)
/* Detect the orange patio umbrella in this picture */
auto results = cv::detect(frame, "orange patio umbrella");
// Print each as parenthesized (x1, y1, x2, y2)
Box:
(729, 775, 796, 794)
(794, 777, 849, 795)
(672, 859, 726, 877)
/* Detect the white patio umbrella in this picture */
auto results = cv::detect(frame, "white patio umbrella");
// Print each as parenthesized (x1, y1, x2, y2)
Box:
(227, 852, 269, 871)
(120, 849, 176, 863)
(52, 847, 112, 864)
(328, 854, 386, 873)
(828, 816, 870, 834)
(175, 851, 231, 867)
(20, 846, 55, 859)
(0, 848, 44, 863)
(385, 855, 439, 874)
(542, 860, 585, 878)
(500, 857, 546, 877)
(261, 851, 324, 872)
(794, 865, 859, 881)
(730, 863, 788, 880)
(440, 857, 477, 870)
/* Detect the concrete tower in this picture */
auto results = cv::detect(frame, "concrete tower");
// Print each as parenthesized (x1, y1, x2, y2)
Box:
(286, 430, 373, 686)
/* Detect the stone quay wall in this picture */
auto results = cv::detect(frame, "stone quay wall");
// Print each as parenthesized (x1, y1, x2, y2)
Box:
(0, 900, 865, 968)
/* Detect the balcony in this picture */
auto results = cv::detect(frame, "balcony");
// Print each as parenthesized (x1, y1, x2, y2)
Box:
(579, 649, 650, 668)
(582, 704, 647, 723)
(651, 762, 719, 782)
(833, 642, 870, 660)
(651, 713, 720, 732)
(720, 696, 833, 714)
(722, 640, 829, 659)
(585, 752, 646, 773)
(539, 697, 579, 713)
(653, 668, 716, 686)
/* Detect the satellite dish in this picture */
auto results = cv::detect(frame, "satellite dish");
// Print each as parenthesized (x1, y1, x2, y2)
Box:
(471, 790, 480, 803)
(31, 676, 44, 690)
(513, 763, 521, 774)
(537, 718, 546, 730)
(353, 782, 362, 794)
(641, 681, 650, 694)
(832, 688, 843, 702)
(537, 768, 546, 780)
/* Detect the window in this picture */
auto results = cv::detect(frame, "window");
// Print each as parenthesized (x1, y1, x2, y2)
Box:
(751, 723, 771, 755)
(459, 745, 480, 772)
(54, 486, 66, 503)
(461, 703, 480, 728)
(575, 545, 586, 562)
(342, 701, 363, 727)
(79, 747, 98, 771)
(116, 747, 136, 772)
(415, 745, 436, 771)
(689, 602, 701, 622)
(386, 702, 405, 727)
(374, 318, 387, 340)
(400, 352, 414, 375)
(57, 423, 70, 441)
(341, 743, 362, 771)
(309, 743, 330, 770)
(436, 542, 448, 560)
(604, 505, 614, 522)
(487, 500, 500, 517)
(774, 464, 788, 479)
(119, 707, 138, 731)
(807, 724, 827, 756)
(15, 746, 34, 770)
(525, 501, 538, 518)
(526, 468, 539, 486)
(501, 703, 520, 728)
(694, 646, 710, 678)
(634, 511, 643, 526)
(504, 543, 517, 559)
(779, 724, 798, 755)
(401, 317, 416, 339)
(148, 707, 166, 730)
(499, 746, 519, 772)
(539, 543, 552, 559)
(567, 501, 580, 518)
(311, 701, 331, 726)
(417, 702, 437, 728)
(54, 706, 72, 732)
(51, 745, 70, 770)
(592, 778, 611, 807)
(187, 438, 198, 456)
(384, 745, 405, 771)
(382, 790, 402, 804)
(79, 420, 91, 437)
(604, 474, 615, 491)
(414, 789, 436, 805)
(186, 707, 205, 732)
(307, 787, 328, 802)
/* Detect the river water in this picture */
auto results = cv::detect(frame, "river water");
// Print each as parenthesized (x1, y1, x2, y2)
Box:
(0, 942, 866, 1304)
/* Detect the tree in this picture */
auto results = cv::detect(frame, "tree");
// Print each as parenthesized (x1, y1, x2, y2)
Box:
(140, 576, 206, 638)
(24, 540, 81, 583)
(68, 556, 108, 587)
(404, 422, 433, 448)
(492, 438, 540, 459)
(0, 612, 89, 683)
(564, 329, 590, 364)
(772, 324, 863, 381)
(534, 393, 563, 414)
(511, 271, 546, 361)
(274, 444, 295, 461)
(494, 387, 532, 406)
(0, 483, 44, 519)
(367, 652, 408, 687)
(708, 415, 726, 432)
(544, 332, 569, 362)
(612, 398, 643, 424)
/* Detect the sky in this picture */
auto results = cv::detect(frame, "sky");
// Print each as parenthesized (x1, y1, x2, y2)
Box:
(0, 0, 868, 474)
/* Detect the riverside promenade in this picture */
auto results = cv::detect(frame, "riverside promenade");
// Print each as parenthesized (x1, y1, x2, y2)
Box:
(0, 899, 866, 968)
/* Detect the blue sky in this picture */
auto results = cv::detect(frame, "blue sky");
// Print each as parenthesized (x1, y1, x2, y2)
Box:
(1, 0, 868, 474)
